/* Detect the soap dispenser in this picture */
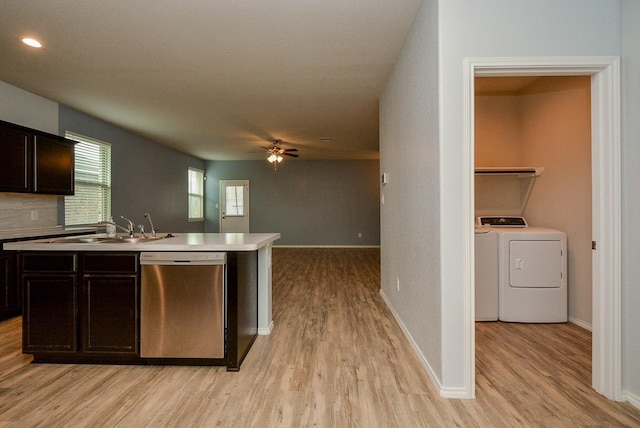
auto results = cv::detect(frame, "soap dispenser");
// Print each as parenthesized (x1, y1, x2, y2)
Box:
(106, 216, 116, 237)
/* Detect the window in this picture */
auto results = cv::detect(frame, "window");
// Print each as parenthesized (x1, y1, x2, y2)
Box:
(188, 167, 204, 221)
(225, 185, 244, 216)
(64, 132, 112, 225)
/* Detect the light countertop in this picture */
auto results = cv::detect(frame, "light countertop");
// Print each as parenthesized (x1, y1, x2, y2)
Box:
(3, 232, 280, 252)
(0, 226, 102, 242)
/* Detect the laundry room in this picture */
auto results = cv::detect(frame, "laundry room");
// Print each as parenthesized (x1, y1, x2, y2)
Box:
(474, 75, 592, 328)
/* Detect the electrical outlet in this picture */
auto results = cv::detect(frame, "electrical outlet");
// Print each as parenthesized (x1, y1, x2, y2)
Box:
(30, 210, 38, 221)
(396, 277, 400, 292)
(358, 232, 362, 238)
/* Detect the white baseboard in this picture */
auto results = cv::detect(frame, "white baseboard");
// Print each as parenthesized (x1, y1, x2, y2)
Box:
(623, 391, 640, 410)
(257, 320, 274, 335)
(379, 289, 469, 398)
(568, 316, 593, 332)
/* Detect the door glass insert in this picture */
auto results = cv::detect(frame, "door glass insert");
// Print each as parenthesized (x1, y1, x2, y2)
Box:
(225, 185, 244, 216)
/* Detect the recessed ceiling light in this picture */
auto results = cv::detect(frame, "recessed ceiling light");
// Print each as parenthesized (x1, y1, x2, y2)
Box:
(21, 37, 43, 48)
(320, 137, 332, 143)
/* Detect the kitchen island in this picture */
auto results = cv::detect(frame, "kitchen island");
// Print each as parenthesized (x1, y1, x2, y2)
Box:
(4, 232, 280, 371)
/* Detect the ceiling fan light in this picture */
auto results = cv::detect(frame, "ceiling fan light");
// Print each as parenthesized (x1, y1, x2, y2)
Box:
(277, 155, 283, 162)
(267, 153, 278, 163)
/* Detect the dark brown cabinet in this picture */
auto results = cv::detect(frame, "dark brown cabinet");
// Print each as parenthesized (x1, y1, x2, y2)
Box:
(0, 120, 75, 195)
(81, 253, 139, 354)
(22, 253, 78, 352)
(20, 252, 140, 360)
(0, 252, 19, 320)
(0, 125, 31, 192)
(34, 133, 75, 194)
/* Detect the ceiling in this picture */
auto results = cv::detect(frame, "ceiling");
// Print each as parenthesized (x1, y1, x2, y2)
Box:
(0, 1, 422, 161)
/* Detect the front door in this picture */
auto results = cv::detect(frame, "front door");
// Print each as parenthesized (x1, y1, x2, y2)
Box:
(219, 180, 250, 233)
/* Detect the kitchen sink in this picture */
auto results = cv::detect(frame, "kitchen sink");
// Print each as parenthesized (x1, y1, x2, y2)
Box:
(48, 235, 175, 244)
(48, 236, 119, 243)
(115, 236, 173, 243)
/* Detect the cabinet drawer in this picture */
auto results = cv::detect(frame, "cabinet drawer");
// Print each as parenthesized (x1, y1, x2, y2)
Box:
(82, 253, 139, 274)
(22, 253, 77, 273)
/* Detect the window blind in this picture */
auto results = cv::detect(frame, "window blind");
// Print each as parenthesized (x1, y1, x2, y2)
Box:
(64, 132, 112, 225)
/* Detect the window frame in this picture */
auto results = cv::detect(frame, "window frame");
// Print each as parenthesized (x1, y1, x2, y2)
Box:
(63, 132, 112, 226)
(188, 167, 205, 222)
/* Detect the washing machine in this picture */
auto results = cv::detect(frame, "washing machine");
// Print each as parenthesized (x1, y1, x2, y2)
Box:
(474, 229, 498, 321)
(477, 216, 568, 323)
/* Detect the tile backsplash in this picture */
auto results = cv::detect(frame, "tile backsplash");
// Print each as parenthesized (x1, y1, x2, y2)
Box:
(0, 193, 60, 231)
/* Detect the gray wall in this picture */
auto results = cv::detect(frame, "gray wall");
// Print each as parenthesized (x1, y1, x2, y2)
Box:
(204, 160, 380, 246)
(59, 106, 206, 233)
(379, 0, 441, 390)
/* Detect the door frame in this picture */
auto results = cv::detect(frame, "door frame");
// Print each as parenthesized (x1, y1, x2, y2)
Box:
(463, 56, 621, 400)
(219, 180, 250, 233)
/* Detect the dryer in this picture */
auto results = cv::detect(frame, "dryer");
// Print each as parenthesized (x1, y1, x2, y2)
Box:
(477, 216, 568, 323)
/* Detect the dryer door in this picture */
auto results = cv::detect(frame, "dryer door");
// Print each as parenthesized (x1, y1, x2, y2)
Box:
(509, 240, 563, 288)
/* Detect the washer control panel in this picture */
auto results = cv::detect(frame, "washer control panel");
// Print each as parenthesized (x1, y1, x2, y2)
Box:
(476, 216, 528, 227)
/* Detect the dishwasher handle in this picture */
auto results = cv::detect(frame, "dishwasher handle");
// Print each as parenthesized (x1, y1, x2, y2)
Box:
(140, 252, 226, 265)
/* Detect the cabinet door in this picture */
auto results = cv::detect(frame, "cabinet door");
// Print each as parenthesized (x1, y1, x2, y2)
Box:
(0, 253, 19, 320)
(23, 275, 77, 352)
(82, 275, 138, 354)
(0, 125, 32, 192)
(34, 134, 75, 195)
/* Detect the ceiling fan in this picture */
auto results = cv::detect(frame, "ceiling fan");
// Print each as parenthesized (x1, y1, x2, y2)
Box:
(261, 139, 299, 168)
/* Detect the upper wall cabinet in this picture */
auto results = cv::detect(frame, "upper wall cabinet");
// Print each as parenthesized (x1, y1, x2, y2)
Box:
(0, 120, 75, 195)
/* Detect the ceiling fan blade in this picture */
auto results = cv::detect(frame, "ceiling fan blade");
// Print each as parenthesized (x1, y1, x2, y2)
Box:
(283, 148, 298, 152)
(283, 152, 299, 158)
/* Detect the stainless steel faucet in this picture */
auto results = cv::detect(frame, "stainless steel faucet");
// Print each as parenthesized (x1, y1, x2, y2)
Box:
(103, 219, 131, 235)
(120, 216, 136, 238)
(145, 213, 157, 238)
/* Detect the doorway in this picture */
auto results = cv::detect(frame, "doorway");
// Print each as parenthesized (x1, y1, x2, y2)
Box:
(463, 57, 621, 400)
(219, 180, 250, 233)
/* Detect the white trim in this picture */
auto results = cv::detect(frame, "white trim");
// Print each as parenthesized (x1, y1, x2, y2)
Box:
(257, 321, 274, 335)
(380, 290, 470, 399)
(462, 59, 476, 399)
(590, 57, 623, 401)
(569, 317, 593, 332)
(463, 56, 622, 401)
(623, 391, 640, 411)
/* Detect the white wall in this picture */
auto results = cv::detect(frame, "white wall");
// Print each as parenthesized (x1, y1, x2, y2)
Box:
(380, 0, 443, 386)
(0, 81, 58, 134)
(0, 81, 61, 230)
(437, 0, 621, 393)
(622, 0, 640, 405)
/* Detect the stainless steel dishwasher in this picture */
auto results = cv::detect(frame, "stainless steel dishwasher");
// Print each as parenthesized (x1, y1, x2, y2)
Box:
(140, 252, 226, 359)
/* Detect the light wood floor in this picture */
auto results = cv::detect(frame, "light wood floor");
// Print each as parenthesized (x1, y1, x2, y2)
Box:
(0, 248, 639, 427)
